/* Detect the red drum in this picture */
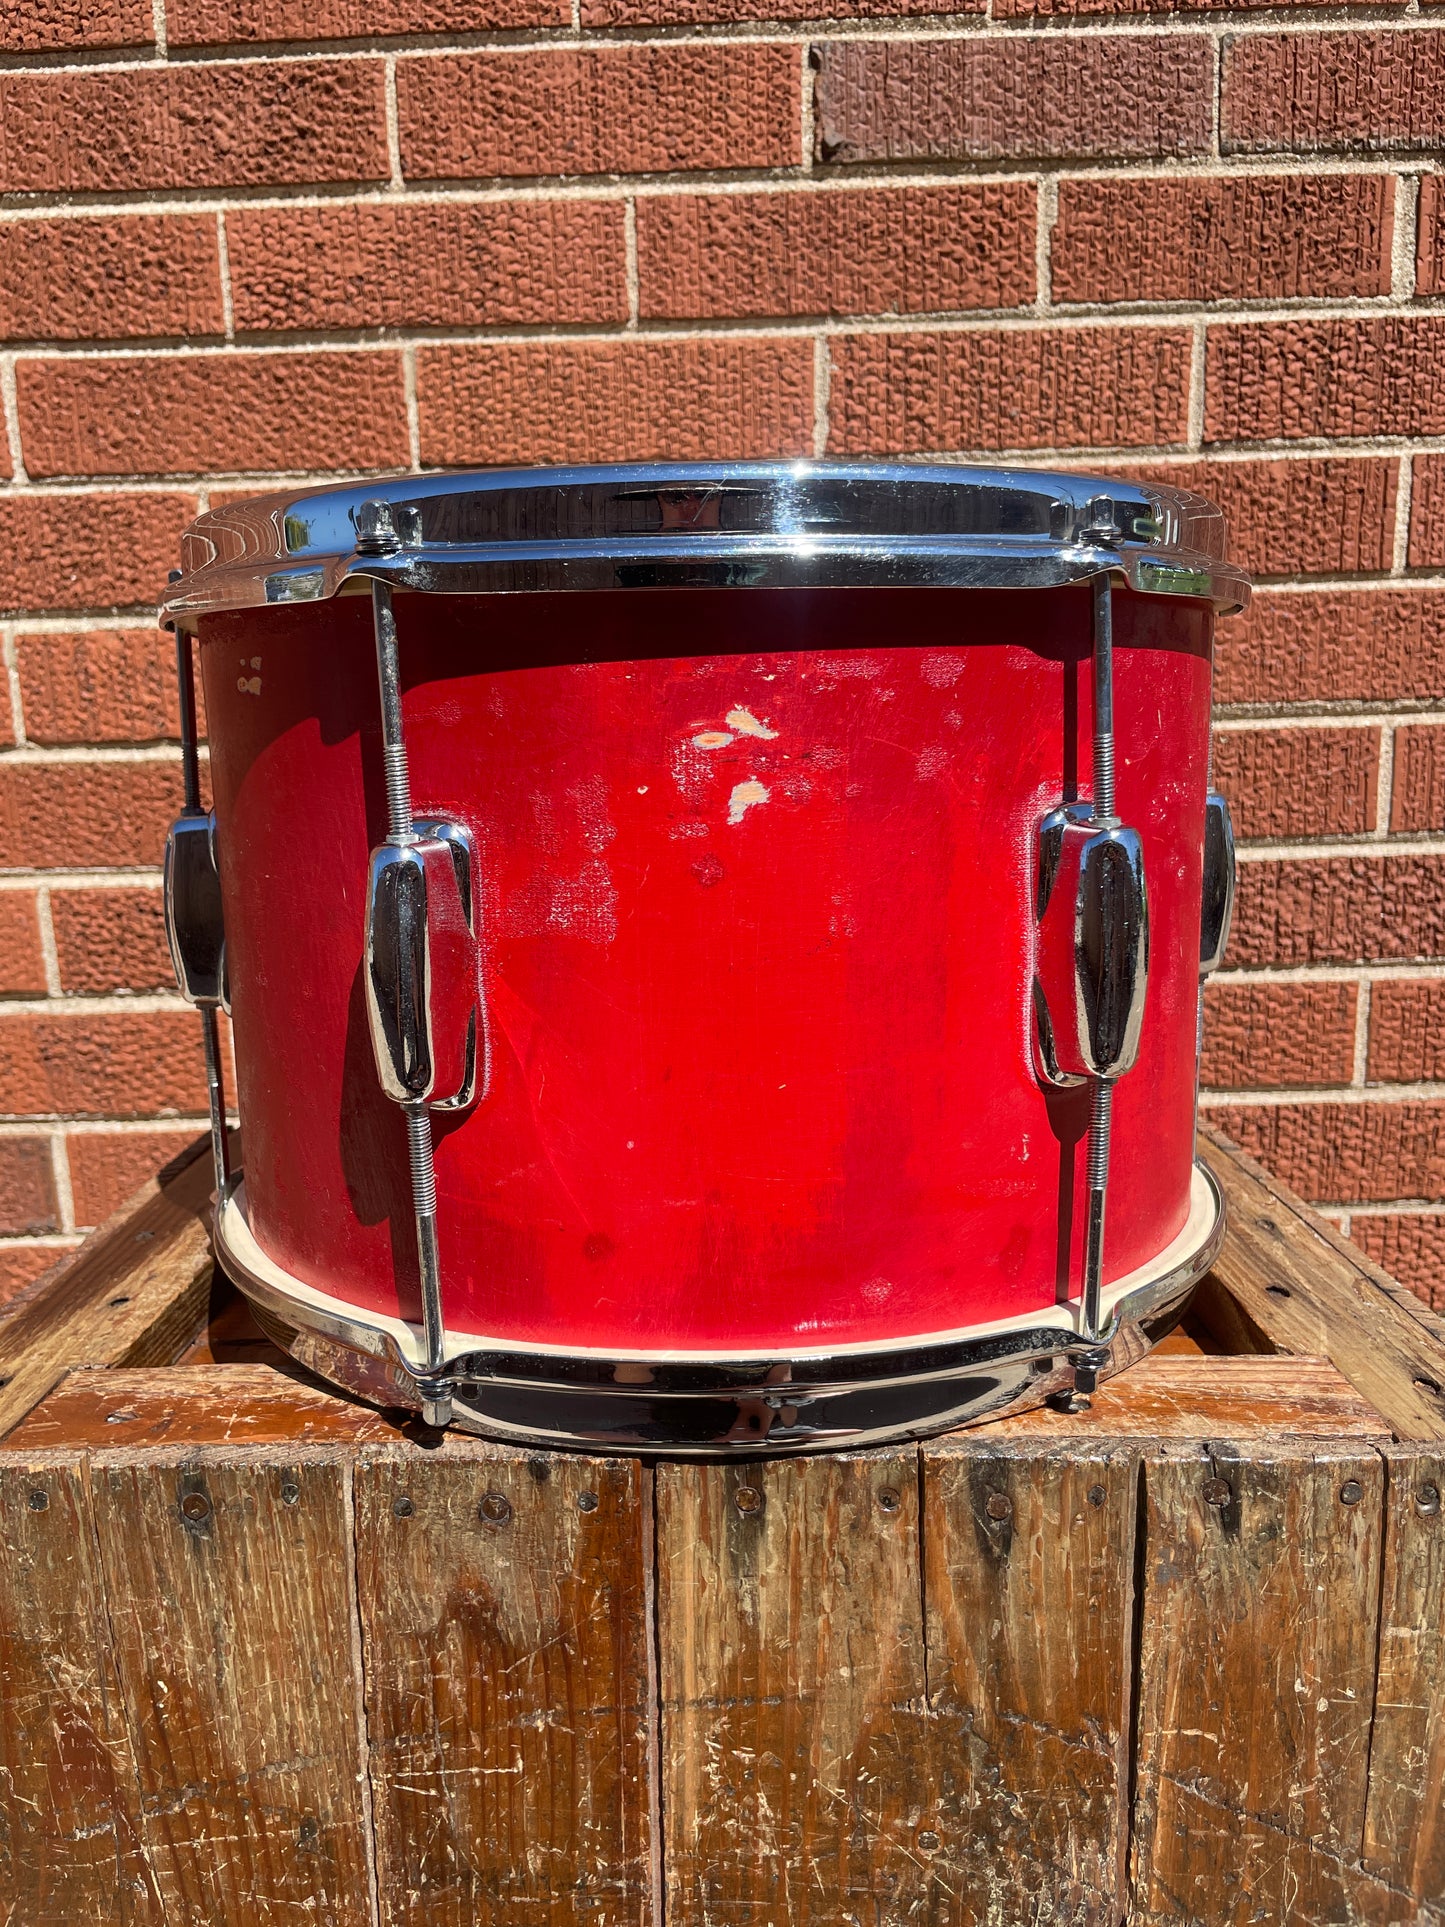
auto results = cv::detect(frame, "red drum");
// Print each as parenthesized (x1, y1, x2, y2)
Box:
(162, 465, 1247, 1453)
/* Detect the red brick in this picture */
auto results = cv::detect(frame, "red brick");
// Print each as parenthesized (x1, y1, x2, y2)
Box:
(813, 37, 1212, 166)
(1231, 855, 1445, 968)
(170, 0, 564, 40)
(228, 201, 628, 334)
(17, 352, 408, 480)
(1223, 31, 1445, 156)
(637, 184, 1036, 321)
(0, 0, 152, 49)
(0, 1137, 58, 1236)
(1352, 1215, 1445, 1310)
(1391, 725, 1445, 833)
(586, 0, 965, 23)
(1418, 174, 1445, 296)
(998, 0, 1393, 16)
(0, 1242, 69, 1305)
(1207, 1099, 1445, 1204)
(0, 217, 223, 347)
(1207, 317, 1445, 444)
(1052, 175, 1393, 305)
(1368, 979, 1445, 1082)
(0, 762, 183, 870)
(0, 1009, 206, 1118)
(1408, 454, 1445, 568)
(1201, 979, 1358, 1089)
(417, 339, 813, 465)
(1212, 725, 1379, 841)
(0, 895, 46, 998)
(1216, 590, 1445, 707)
(1132, 458, 1396, 580)
(51, 888, 172, 996)
(17, 631, 187, 747)
(397, 46, 798, 181)
(68, 1129, 204, 1226)
(0, 495, 196, 616)
(0, 61, 386, 196)
(828, 327, 1192, 455)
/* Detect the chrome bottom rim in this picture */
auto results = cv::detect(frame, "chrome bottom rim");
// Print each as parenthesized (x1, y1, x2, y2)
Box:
(216, 1163, 1224, 1456)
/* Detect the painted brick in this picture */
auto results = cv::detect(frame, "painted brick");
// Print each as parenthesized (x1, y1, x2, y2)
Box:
(0, 1138, 58, 1236)
(637, 184, 1036, 321)
(417, 339, 814, 465)
(1223, 31, 1445, 155)
(397, 46, 799, 181)
(0, 0, 152, 49)
(1352, 1214, 1445, 1310)
(169, 0, 565, 41)
(1408, 454, 1445, 568)
(17, 631, 188, 747)
(1216, 589, 1445, 707)
(0, 495, 196, 616)
(1230, 855, 1445, 968)
(1206, 317, 1445, 443)
(0, 217, 224, 346)
(1369, 979, 1445, 1082)
(0, 61, 387, 196)
(17, 352, 409, 479)
(813, 37, 1212, 166)
(1133, 458, 1396, 580)
(1212, 725, 1379, 841)
(586, 0, 966, 24)
(827, 327, 1192, 455)
(1052, 175, 1393, 305)
(0, 1243, 67, 1305)
(0, 762, 183, 871)
(1207, 1099, 1445, 1204)
(0, 895, 46, 998)
(0, 1009, 206, 1118)
(68, 1129, 204, 1227)
(1390, 724, 1445, 833)
(1201, 979, 1358, 1089)
(50, 888, 172, 996)
(228, 201, 628, 334)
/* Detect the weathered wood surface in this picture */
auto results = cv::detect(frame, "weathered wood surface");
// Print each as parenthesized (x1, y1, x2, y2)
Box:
(355, 1441, 655, 1927)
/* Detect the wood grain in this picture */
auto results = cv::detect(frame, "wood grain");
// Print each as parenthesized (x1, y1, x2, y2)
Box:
(1131, 1440, 1398, 1925)
(1363, 1444, 1445, 1901)
(0, 1454, 158, 1925)
(1199, 1126, 1445, 1442)
(658, 1449, 932, 1927)
(355, 1439, 653, 1927)
(922, 1436, 1137, 1925)
(89, 1449, 374, 1926)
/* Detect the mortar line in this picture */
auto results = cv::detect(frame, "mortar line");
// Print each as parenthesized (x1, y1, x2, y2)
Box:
(813, 335, 830, 455)
(215, 210, 236, 341)
(1199, 1082, 1445, 1105)
(384, 55, 404, 189)
(1375, 724, 1397, 838)
(33, 886, 63, 998)
(402, 344, 422, 469)
(1, 630, 24, 746)
(623, 197, 641, 328)
(48, 1128, 76, 1234)
(1352, 978, 1372, 1086)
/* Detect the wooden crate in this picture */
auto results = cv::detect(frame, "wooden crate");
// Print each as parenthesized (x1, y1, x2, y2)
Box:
(2, 1125, 1444, 1927)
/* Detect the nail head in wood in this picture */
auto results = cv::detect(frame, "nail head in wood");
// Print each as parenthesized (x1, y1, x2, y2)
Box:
(985, 1492, 1013, 1522)
(479, 1491, 513, 1526)
(180, 1492, 211, 1523)
(877, 1487, 900, 1515)
(26, 1489, 48, 1512)
(280, 1481, 300, 1506)
(733, 1485, 762, 1517)
(392, 1495, 414, 1519)
(1202, 1477, 1232, 1508)
(1340, 1479, 1364, 1506)
(1417, 1482, 1441, 1516)
(1087, 1483, 1107, 1508)
(578, 1490, 599, 1513)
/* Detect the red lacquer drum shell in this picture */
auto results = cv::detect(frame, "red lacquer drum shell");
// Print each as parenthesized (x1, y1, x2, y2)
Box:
(162, 464, 1248, 1454)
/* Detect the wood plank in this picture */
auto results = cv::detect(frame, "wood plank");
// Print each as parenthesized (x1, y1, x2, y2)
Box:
(89, 1447, 374, 1927)
(0, 1454, 159, 1925)
(355, 1439, 653, 1927)
(1131, 1439, 1404, 1925)
(1200, 1126, 1445, 1443)
(921, 1435, 1137, 1924)
(1363, 1443, 1445, 1901)
(658, 1449, 931, 1927)
(983, 1354, 1388, 1442)
(0, 1140, 215, 1442)
(1, 1364, 400, 1452)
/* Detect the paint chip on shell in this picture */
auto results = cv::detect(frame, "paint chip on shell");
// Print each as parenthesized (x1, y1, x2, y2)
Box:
(725, 707, 778, 740)
(237, 676, 261, 695)
(693, 730, 733, 750)
(727, 779, 769, 825)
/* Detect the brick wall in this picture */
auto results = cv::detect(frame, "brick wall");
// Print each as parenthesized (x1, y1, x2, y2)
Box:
(1, 0, 1443, 1308)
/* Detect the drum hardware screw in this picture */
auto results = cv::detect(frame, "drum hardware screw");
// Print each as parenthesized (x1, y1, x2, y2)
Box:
(734, 1485, 763, 1517)
(877, 1488, 901, 1515)
(479, 1492, 513, 1527)
(393, 1496, 414, 1519)
(1340, 1480, 1364, 1507)
(985, 1492, 1013, 1522)
(26, 1490, 48, 1513)
(1202, 1478, 1233, 1509)
(1087, 1484, 1107, 1509)
(1416, 1483, 1440, 1515)
(578, 1491, 599, 1514)
(180, 1492, 212, 1524)
(280, 1482, 300, 1507)
(916, 1830, 940, 1853)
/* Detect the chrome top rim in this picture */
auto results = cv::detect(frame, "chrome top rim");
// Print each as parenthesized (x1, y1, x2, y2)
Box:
(163, 460, 1250, 626)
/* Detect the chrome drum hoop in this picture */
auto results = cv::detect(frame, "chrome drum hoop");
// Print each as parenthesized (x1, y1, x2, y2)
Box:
(214, 1163, 1225, 1457)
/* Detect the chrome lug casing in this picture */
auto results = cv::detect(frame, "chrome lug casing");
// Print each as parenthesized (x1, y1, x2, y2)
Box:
(1033, 803, 1150, 1088)
(163, 810, 226, 1011)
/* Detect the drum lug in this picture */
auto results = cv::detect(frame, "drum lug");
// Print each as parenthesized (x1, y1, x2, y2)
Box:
(164, 809, 227, 1012)
(1199, 789, 1236, 976)
(1033, 805, 1150, 1087)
